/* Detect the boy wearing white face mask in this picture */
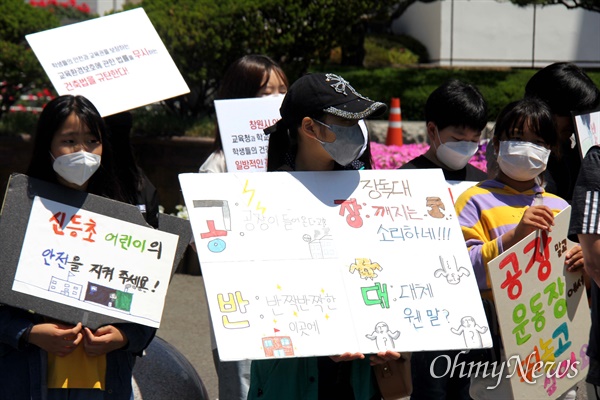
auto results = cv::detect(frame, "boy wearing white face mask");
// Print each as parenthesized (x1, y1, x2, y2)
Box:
(401, 79, 488, 400)
(400, 79, 488, 182)
(455, 97, 584, 399)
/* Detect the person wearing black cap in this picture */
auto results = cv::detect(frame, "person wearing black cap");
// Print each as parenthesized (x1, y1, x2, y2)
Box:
(249, 73, 400, 400)
(265, 72, 384, 173)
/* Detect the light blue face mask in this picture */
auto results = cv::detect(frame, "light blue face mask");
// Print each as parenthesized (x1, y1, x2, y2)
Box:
(313, 119, 365, 166)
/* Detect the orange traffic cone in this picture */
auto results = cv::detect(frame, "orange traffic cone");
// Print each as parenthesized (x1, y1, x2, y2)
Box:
(385, 97, 403, 146)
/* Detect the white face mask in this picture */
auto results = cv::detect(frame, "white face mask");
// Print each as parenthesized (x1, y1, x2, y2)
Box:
(434, 129, 479, 170)
(314, 119, 365, 166)
(52, 150, 101, 186)
(497, 141, 550, 182)
(357, 119, 369, 158)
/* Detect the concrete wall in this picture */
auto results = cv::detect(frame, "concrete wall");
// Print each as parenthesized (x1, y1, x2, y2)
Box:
(392, 0, 600, 68)
(75, 0, 128, 16)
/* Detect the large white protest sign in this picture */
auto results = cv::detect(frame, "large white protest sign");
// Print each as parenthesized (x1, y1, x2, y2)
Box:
(12, 196, 178, 328)
(214, 97, 282, 172)
(180, 169, 492, 361)
(488, 208, 590, 399)
(25, 8, 189, 116)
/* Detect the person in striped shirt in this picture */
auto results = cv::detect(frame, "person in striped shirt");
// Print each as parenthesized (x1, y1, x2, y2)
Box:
(455, 97, 584, 399)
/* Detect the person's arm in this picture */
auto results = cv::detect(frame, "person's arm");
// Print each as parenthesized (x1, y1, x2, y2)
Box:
(29, 322, 83, 357)
(106, 323, 155, 355)
(565, 244, 584, 272)
(0, 305, 35, 350)
(499, 205, 555, 250)
(579, 234, 600, 286)
(461, 223, 500, 290)
(329, 350, 401, 366)
(1, 305, 84, 356)
(456, 194, 500, 290)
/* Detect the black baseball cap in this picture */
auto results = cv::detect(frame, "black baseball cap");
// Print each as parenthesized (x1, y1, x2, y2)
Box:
(266, 73, 386, 135)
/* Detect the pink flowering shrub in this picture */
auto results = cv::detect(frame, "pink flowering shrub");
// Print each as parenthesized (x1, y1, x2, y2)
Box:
(371, 141, 488, 172)
(30, 0, 91, 15)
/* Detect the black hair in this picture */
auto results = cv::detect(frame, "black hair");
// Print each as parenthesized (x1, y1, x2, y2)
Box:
(104, 111, 160, 228)
(103, 111, 142, 203)
(217, 55, 288, 100)
(425, 79, 488, 131)
(525, 62, 600, 116)
(26, 95, 125, 201)
(494, 97, 559, 153)
(212, 54, 288, 152)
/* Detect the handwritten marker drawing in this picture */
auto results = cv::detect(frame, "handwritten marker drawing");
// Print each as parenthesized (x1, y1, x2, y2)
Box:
(178, 170, 494, 361)
(262, 336, 294, 357)
(193, 200, 231, 253)
(434, 255, 470, 285)
(450, 316, 488, 348)
(84, 282, 133, 312)
(350, 258, 382, 280)
(10, 196, 177, 328)
(361, 282, 389, 309)
(426, 196, 445, 218)
(49, 275, 83, 299)
(305, 228, 336, 259)
(366, 322, 400, 350)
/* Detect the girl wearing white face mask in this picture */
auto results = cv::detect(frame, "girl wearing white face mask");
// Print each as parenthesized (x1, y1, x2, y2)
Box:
(455, 97, 584, 400)
(0, 95, 155, 400)
(251, 73, 400, 400)
(199, 54, 289, 175)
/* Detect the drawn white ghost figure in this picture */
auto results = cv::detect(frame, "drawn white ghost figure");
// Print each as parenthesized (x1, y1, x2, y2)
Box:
(450, 316, 488, 348)
(365, 322, 400, 350)
(434, 255, 470, 285)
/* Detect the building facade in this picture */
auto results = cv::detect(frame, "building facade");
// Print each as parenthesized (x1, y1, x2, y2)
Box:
(393, 0, 600, 68)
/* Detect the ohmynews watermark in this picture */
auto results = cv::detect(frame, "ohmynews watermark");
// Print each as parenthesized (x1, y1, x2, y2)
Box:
(431, 351, 580, 389)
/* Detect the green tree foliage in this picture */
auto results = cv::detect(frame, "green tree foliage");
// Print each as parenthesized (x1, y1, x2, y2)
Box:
(0, 1, 58, 119)
(126, 0, 418, 117)
(508, 0, 600, 12)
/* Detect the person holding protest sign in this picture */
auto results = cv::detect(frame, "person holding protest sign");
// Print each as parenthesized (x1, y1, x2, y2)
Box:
(455, 97, 584, 399)
(0, 95, 155, 400)
(526, 62, 600, 399)
(400, 79, 488, 400)
(486, 63, 600, 185)
(197, 54, 289, 400)
(249, 72, 403, 400)
(400, 79, 488, 182)
(199, 54, 289, 173)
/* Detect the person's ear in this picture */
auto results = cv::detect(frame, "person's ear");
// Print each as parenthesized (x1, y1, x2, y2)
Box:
(300, 117, 320, 140)
(426, 121, 437, 145)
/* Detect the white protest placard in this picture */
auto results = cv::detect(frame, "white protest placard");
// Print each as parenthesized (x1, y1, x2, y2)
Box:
(25, 8, 190, 116)
(574, 109, 600, 159)
(488, 208, 590, 399)
(12, 196, 179, 328)
(214, 96, 282, 172)
(179, 169, 492, 361)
